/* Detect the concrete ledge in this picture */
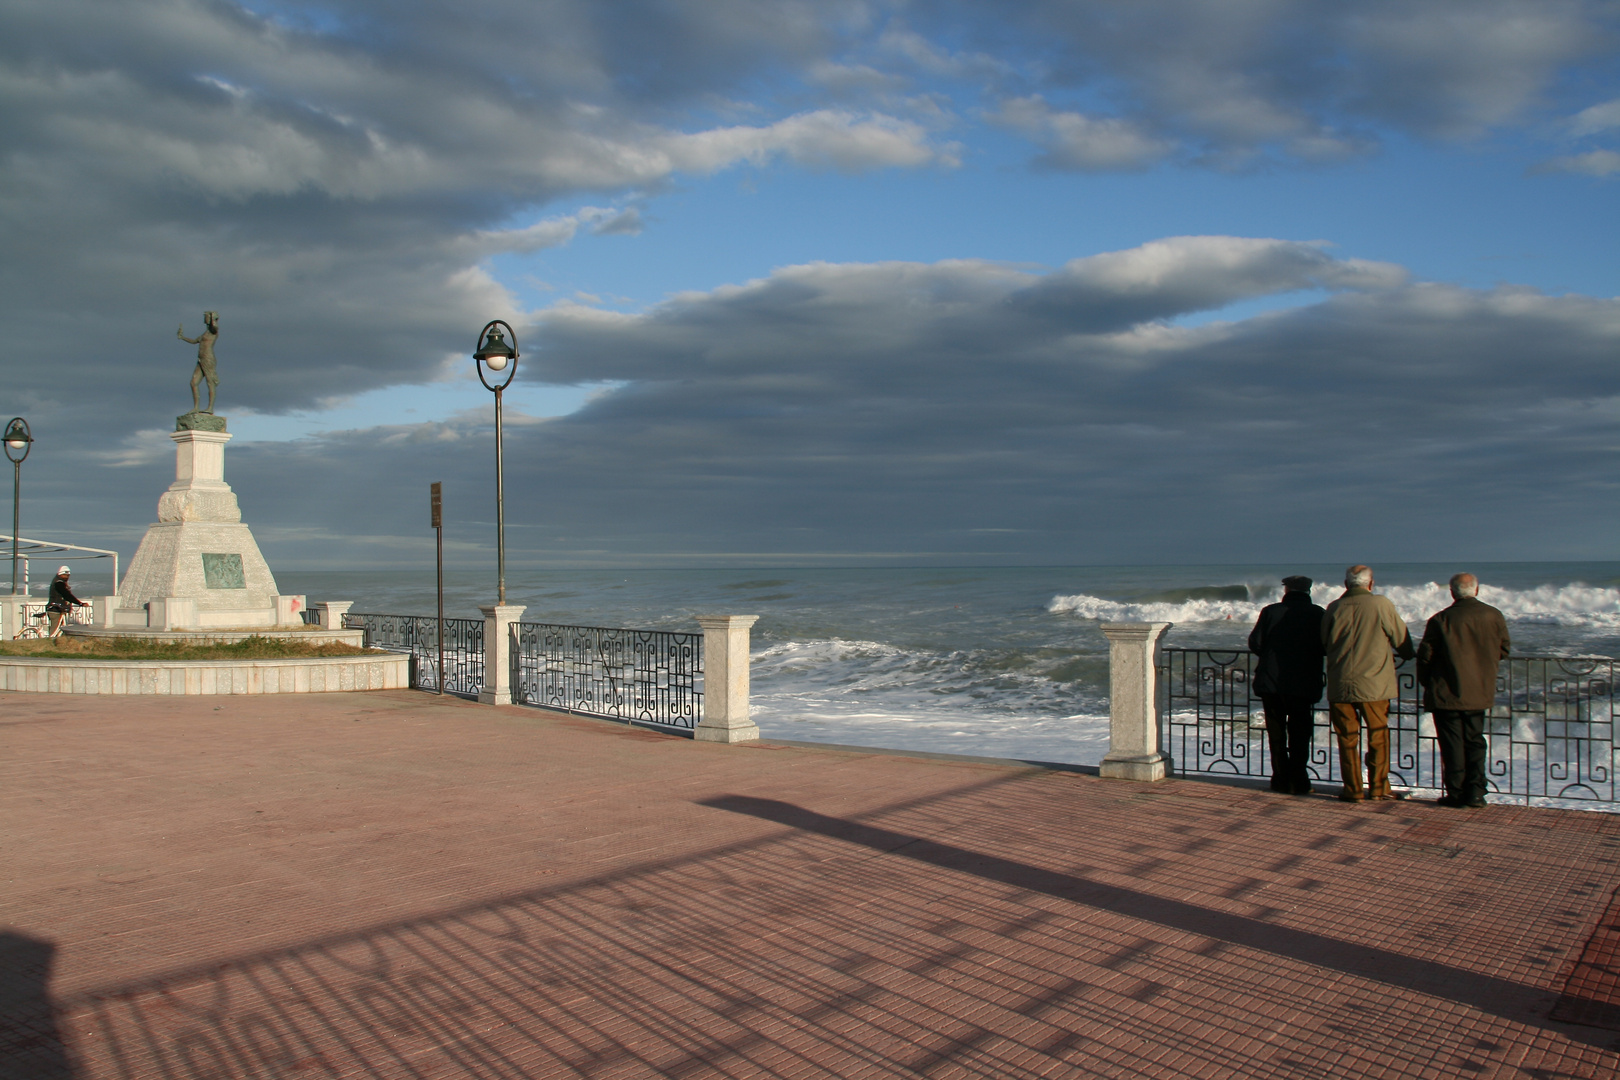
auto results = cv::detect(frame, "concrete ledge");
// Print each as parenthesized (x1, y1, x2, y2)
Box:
(0, 653, 408, 695)
(66, 626, 367, 646)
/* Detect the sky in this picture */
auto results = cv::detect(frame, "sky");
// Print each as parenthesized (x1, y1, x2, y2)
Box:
(2, 0, 1619, 576)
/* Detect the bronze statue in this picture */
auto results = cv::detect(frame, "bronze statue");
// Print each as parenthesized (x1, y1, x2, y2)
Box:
(178, 311, 220, 414)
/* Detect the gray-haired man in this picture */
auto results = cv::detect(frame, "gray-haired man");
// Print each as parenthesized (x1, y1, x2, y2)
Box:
(1321, 565, 1415, 801)
(1417, 573, 1510, 808)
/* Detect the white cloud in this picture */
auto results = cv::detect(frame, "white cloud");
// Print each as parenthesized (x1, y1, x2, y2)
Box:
(661, 110, 948, 173)
(990, 97, 1171, 171)
(1569, 98, 1620, 136)
(1533, 149, 1620, 176)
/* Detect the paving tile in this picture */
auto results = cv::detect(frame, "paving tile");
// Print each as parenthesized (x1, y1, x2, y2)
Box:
(3, 689, 1620, 1078)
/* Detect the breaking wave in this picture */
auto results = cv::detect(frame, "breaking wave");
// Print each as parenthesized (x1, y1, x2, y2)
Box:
(746, 637, 1112, 764)
(1047, 581, 1620, 629)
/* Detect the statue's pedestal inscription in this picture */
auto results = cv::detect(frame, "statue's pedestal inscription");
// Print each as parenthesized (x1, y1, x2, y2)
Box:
(114, 424, 302, 630)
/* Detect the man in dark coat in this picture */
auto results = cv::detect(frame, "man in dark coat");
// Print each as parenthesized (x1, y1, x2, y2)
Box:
(45, 566, 88, 635)
(1248, 575, 1326, 795)
(1417, 573, 1510, 808)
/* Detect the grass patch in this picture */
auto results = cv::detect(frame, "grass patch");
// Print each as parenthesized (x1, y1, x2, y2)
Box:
(0, 635, 381, 661)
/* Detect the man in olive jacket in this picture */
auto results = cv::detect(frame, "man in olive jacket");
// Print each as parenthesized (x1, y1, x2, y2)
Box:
(1417, 573, 1510, 808)
(1321, 565, 1415, 801)
(1248, 575, 1326, 795)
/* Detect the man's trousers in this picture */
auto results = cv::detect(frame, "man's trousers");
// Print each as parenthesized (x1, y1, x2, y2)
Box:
(1432, 708, 1488, 804)
(1259, 695, 1316, 794)
(1328, 700, 1391, 799)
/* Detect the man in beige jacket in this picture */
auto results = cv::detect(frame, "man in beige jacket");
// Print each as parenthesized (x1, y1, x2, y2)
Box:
(1321, 565, 1415, 801)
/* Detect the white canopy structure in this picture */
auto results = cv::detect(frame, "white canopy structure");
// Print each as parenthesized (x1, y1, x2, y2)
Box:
(2, 535, 119, 595)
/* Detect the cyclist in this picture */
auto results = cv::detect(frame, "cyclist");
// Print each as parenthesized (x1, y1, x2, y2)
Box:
(46, 566, 88, 635)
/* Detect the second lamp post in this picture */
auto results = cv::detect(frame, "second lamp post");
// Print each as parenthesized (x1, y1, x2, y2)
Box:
(473, 321, 519, 604)
(5, 417, 32, 596)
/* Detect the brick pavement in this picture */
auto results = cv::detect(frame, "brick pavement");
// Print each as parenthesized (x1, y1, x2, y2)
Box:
(3, 689, 1620, 1079)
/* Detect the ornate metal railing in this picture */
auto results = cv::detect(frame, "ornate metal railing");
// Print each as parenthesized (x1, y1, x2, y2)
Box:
(21, 600, 94, 628)
(344, 613, 484, 697)
(511, 622, 703, 730)
(1159, 649, 1619, 805)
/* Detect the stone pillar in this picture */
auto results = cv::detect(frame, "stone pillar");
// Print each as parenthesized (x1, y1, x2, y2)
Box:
(273, 595, 306, 626)
(0, 595, 24, 640)
(316, 600, 353, 630)
(149, 597, 197, 631)
(91, 596, 118, 628)
(693, 615, 759, 744)
(1099, 622, 1174, 782)
(478, 603, 526, 705)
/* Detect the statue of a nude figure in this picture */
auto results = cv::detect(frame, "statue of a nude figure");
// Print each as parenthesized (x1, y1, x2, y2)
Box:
(177, 311, 220, 414)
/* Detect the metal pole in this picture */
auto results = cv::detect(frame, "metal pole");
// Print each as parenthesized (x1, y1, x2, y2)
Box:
(10, 460, 18, 596)
(494, 384, 505, 605)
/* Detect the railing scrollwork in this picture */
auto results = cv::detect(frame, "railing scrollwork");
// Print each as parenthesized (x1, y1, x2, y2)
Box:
(1160, 649, 1619, 806)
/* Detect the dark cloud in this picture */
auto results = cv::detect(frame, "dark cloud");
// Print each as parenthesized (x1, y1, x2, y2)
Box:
(931, 0, 1620, 167)
(4, 2, 1618, 572)
(0, 0, 947, 447)
(51, 241, 1613, 570)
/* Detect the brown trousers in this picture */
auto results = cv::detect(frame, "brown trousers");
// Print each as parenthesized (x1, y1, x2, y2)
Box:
(1328, 700, 1391, 799)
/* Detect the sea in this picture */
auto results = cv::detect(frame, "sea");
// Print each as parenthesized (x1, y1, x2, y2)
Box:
(259, 562, 1620, 767)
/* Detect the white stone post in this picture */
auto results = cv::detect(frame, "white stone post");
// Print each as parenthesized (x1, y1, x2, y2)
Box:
(0, 595, 24, 640)
(1099, 622, 1174, 782)
(91, 596, 118, 628)
(148, 597, 197, 631)
(693, 615, 759, 744)
(272, 595, 306, 626)
(315, 600, 353, 630)
(478, 603, 526, 705)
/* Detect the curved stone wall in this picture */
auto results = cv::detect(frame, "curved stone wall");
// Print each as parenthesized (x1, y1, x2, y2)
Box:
(0, 653, 409, 695)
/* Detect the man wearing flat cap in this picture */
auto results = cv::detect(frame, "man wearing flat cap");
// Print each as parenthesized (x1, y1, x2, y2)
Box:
(1248, 576, 1326, 795)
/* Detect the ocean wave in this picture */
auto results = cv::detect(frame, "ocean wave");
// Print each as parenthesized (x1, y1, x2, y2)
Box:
(750, 638, 1106, 715)
(1048, 581, 1620, 629)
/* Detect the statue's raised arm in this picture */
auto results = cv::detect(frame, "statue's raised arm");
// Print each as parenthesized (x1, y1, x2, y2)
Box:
(178, 311, 220, 414)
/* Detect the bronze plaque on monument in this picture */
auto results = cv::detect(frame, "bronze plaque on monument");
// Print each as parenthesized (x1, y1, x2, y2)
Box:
(202, 553, 246, 589)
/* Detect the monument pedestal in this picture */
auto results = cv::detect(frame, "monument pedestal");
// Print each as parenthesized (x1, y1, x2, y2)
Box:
(114, 419, 304, 630)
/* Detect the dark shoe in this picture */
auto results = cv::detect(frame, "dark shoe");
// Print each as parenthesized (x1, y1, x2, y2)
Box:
(1464, 797, 1487, 808)
(1269, 778, 1290, 793)
(1435, 795, 1464, 808)
(1292, 782, 1315, 796)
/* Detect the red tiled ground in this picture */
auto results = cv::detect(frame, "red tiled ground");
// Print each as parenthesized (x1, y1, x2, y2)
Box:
(3, 688, 1620, 1079)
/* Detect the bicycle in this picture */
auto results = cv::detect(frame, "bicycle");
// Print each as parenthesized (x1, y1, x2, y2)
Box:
(12, 603, 85, 640)
(12, 611, 62, 640)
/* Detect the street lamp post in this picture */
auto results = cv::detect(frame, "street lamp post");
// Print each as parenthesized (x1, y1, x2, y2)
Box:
(4, 418, 31, 596)
(472, 321, 519, 604)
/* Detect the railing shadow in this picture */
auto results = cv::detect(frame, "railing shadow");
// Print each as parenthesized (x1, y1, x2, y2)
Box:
(700, 794, 1616, 1049)
(26, 777, 1620, 1078)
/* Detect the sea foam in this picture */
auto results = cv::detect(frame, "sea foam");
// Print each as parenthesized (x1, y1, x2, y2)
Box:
(1047, 581, 1620, 629)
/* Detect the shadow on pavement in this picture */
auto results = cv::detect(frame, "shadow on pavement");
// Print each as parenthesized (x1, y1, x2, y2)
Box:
(701, 794, 1617, 1050)
(0, 931, 74, 1080)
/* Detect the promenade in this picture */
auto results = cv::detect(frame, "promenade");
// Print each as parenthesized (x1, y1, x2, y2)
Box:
(4, 690, 1620, 1079)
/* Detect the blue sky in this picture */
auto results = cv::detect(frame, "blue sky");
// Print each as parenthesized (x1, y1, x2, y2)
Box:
(3, 0, 1619, 571)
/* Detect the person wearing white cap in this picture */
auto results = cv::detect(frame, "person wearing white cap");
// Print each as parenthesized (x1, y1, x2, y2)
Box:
(46, 566, 87, 635)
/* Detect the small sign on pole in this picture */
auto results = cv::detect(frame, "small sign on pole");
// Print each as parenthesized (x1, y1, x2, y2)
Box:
(430, 482, 442, 529)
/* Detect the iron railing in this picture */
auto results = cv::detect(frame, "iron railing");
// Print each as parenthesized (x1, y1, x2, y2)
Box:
(1160, 649, 1619, 805)
(21, 600, 94, 629)
(344, 613, 484, 697)
(511, 622, 703, 730)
